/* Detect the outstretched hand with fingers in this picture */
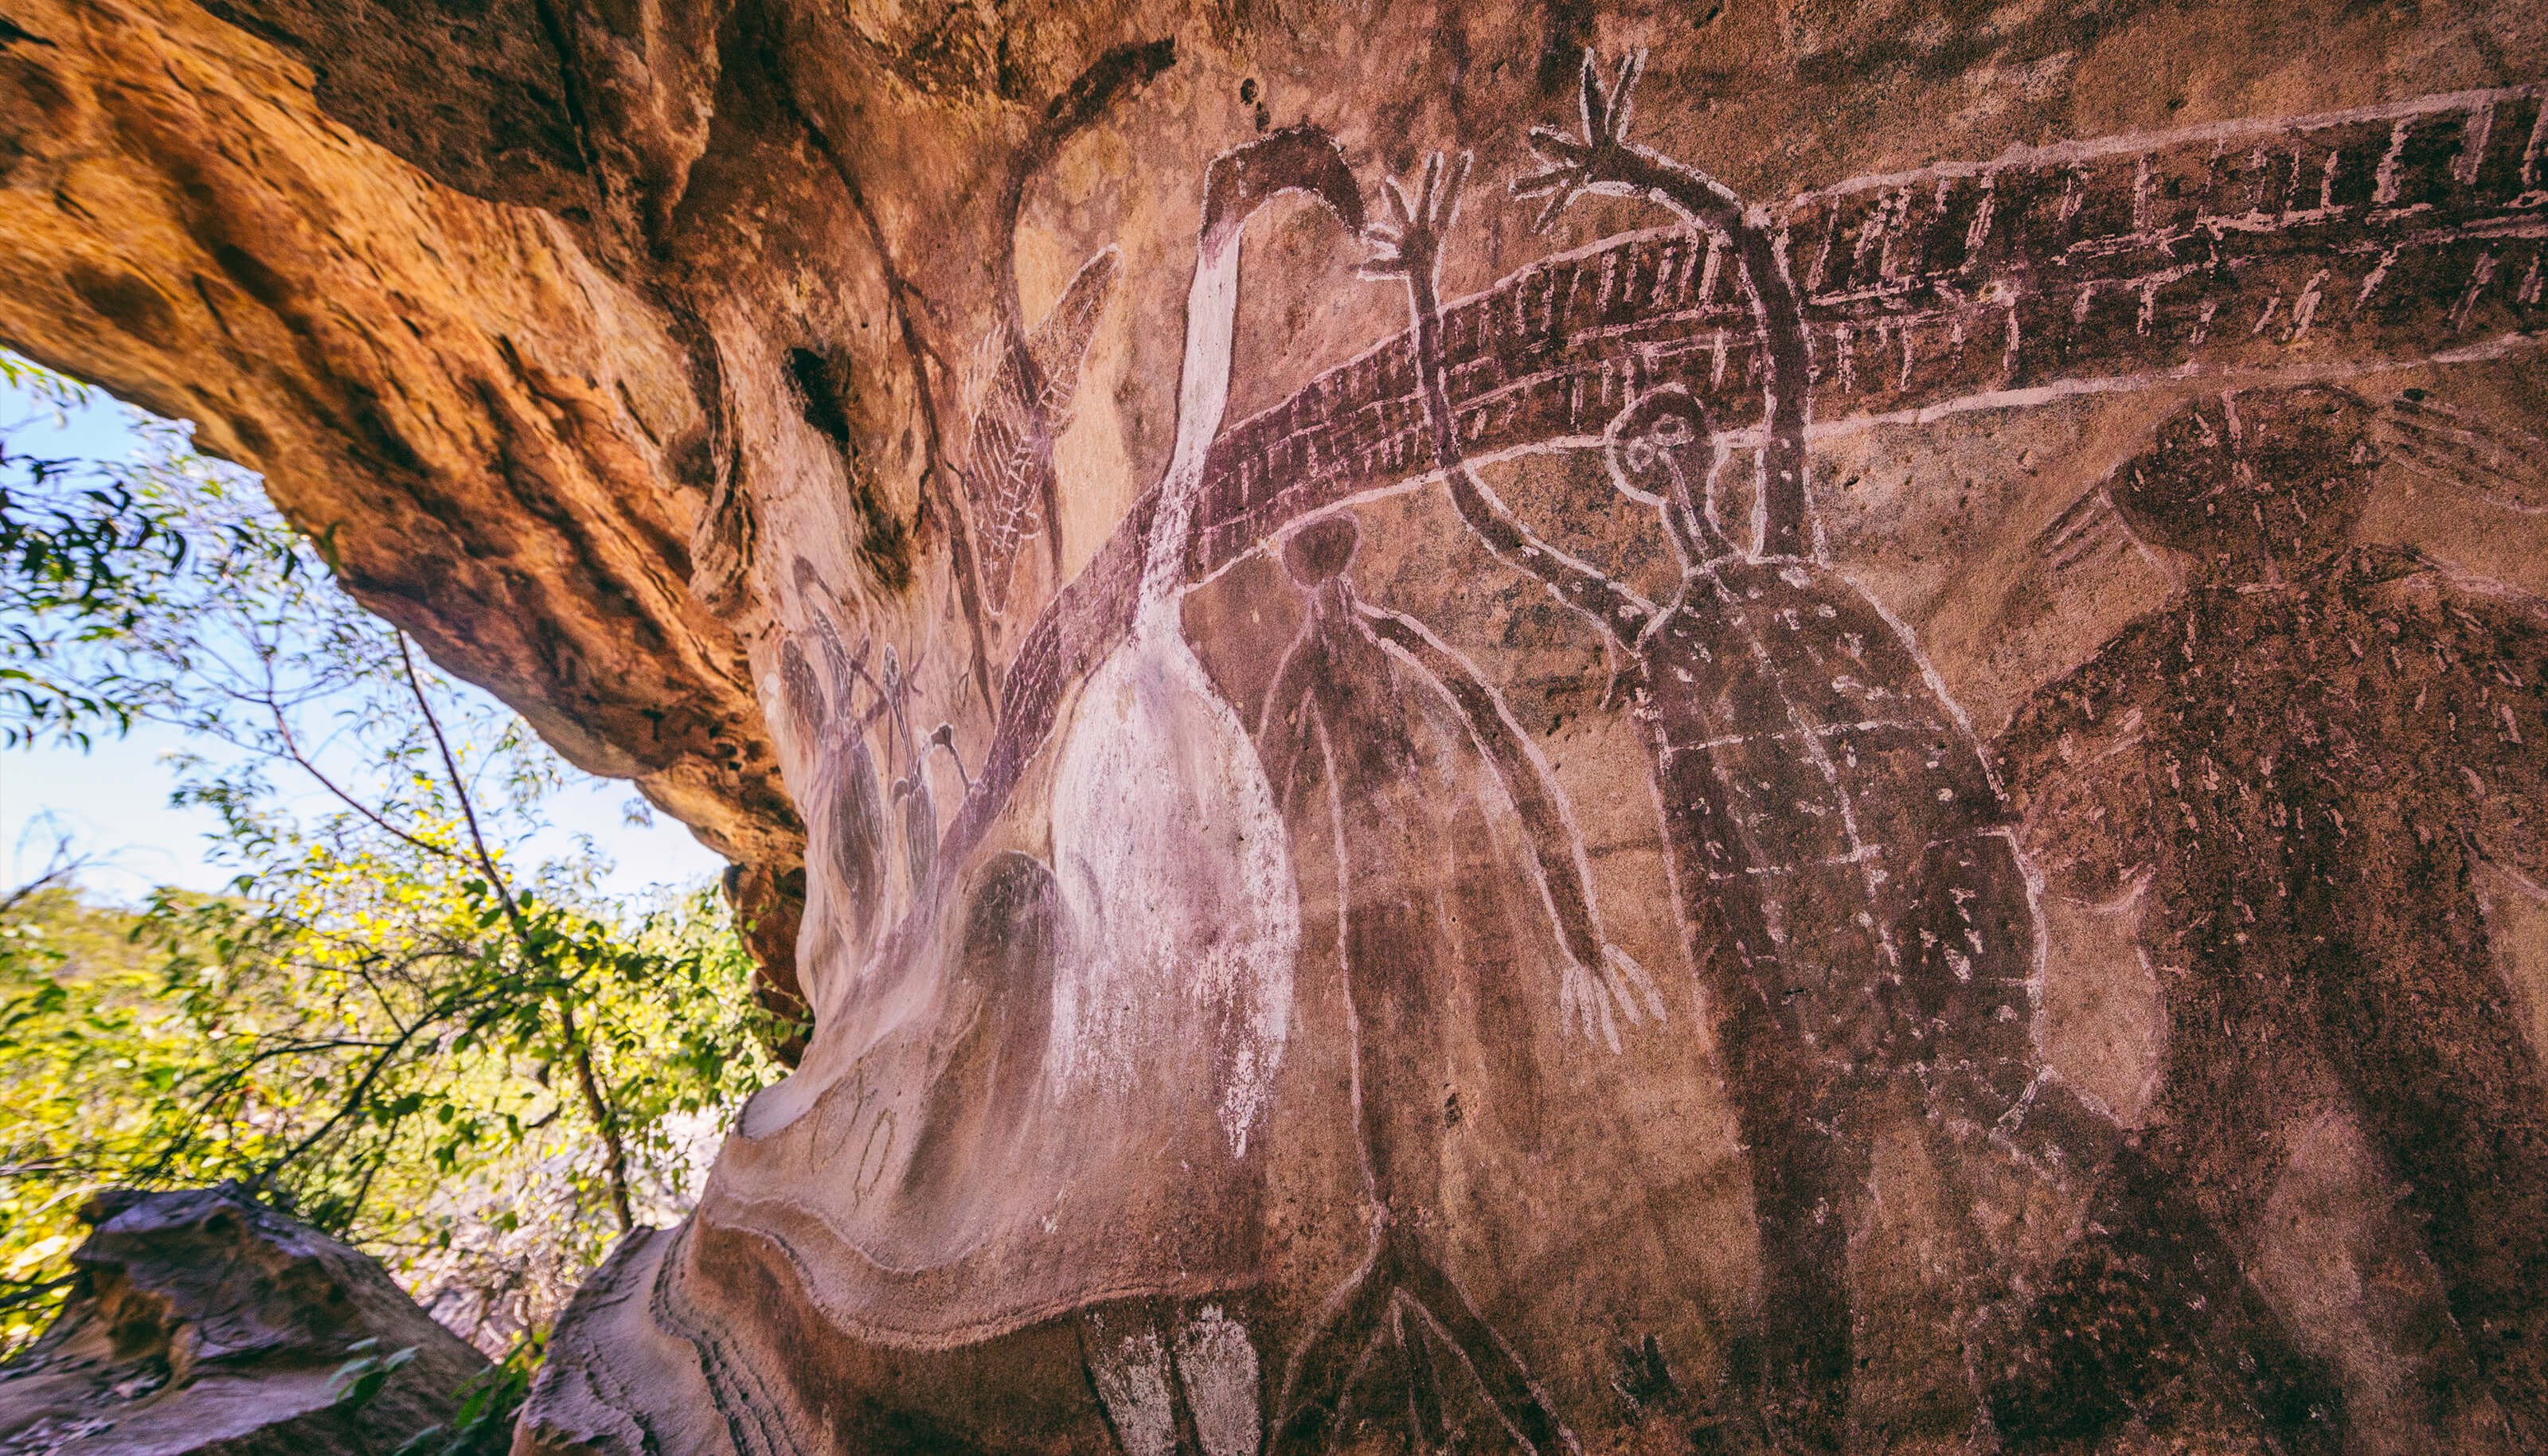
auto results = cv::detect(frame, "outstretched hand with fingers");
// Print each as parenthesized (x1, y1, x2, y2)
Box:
(1557, 942, 1672, 1052)
(1362, 150, 1472, 290)
(1513, 50, 1650, 233)
(1556, 954, 1620, 1052)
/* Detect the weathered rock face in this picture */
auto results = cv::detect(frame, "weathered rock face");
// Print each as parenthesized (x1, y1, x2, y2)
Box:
(8, 0, 2548, 1451)
(0, 0, 807, 1005)
(0, 1186, 490, 1454)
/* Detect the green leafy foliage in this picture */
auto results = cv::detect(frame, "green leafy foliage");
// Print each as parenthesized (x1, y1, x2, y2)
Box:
(328, 1337, 421, 1411)
(0, 356, 801, 1431)
(0, 876, 782, 1348)
(0, 355, 279, 749)
(393, 1334, 543, 1456)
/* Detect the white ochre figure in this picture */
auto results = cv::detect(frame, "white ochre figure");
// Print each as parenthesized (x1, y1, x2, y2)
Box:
(1048, 130, 1364, 1160)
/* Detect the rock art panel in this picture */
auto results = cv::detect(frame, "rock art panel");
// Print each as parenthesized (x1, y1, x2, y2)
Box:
(9, 3, 2534, 1451)
(507, 37, 2548, 1449)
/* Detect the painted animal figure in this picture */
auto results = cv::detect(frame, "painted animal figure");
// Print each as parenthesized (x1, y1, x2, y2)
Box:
(1045, 127, 1360, 1163)
(1375, 57, 2335, 1452)
(1996, 384, 2548, 1451)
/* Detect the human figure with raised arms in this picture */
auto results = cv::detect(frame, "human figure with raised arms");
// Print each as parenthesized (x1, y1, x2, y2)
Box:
(1366, 57, 2336, 1451)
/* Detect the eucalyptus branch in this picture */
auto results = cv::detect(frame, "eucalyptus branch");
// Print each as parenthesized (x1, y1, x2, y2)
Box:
(0, 841, 87, 915)
(397, 635, 634, 1234)
(262, 691, 471, 869)
(249, 1020, 431, 1189)
(174, 972, 540, 1163)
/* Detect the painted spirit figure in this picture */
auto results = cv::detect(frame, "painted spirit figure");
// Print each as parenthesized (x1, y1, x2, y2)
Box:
(1371, 59, 2332, 1451)
(1257, 508, 1663, 1454)
(1997, 385, 2548, 1450)
(772, 588, 893, 1019)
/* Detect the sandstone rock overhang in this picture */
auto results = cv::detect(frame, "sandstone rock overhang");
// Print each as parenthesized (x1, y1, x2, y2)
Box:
(0, 0, 807, 1003)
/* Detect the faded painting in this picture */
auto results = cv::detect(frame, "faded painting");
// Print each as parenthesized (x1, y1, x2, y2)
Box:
(533, 31, 2548, 1456)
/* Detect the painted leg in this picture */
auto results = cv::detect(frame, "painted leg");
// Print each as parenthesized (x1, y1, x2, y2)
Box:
(1899, 833, 2335, 1449)
(1394, 1250, 1571, 1454)
(1084, 1307, 1190, 1456)
(2312, 840, 2548, 1448)
(1174, 1305, 1269, 1456)
(1983, 1100, 2345, 1450)
(1272, 1245, 1399, 1456)
(1395, 1301, 1448, 1454)
(1726, 1068, 1863, 1451)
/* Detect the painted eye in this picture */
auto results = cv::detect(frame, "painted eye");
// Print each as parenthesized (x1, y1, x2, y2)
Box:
(1624, 441, 1656, 471)
(1652, 416, 1695, 447)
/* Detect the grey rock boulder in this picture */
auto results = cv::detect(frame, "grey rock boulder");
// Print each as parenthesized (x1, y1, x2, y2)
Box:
(0, 1185, 490, 1456)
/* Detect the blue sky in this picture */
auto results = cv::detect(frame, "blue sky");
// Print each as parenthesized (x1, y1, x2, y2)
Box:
(0, 374, 726, 904)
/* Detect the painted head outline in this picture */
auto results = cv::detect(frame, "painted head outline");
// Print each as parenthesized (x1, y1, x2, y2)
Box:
(2108, 384, 2382, 582)
(1281, 513, 1360, 590)
(1604, 384, 1738, 564)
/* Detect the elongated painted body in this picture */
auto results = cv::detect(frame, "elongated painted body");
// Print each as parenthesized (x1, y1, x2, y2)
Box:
(1642, 556, 2035, 1091)
(1366, 55, 2338, 1450)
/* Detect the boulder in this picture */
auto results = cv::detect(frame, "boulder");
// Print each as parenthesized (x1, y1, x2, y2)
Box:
(0, 1187, 490, 1455)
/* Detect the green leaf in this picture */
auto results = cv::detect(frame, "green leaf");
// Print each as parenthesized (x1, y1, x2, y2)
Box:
(326, 1342, 417, 1412)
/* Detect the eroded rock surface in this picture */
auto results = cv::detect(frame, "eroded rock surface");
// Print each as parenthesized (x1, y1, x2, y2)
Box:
(6, 0, 2548, 1451)
(0, 0, 803, 1004)
(0, 1186, 489, 1455)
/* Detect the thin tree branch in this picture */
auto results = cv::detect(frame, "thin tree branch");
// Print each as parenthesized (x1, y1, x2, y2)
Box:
(395, 635, 635, 1233)
(249, 1021, 428, 1187)
(260, 690, 471, 869)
